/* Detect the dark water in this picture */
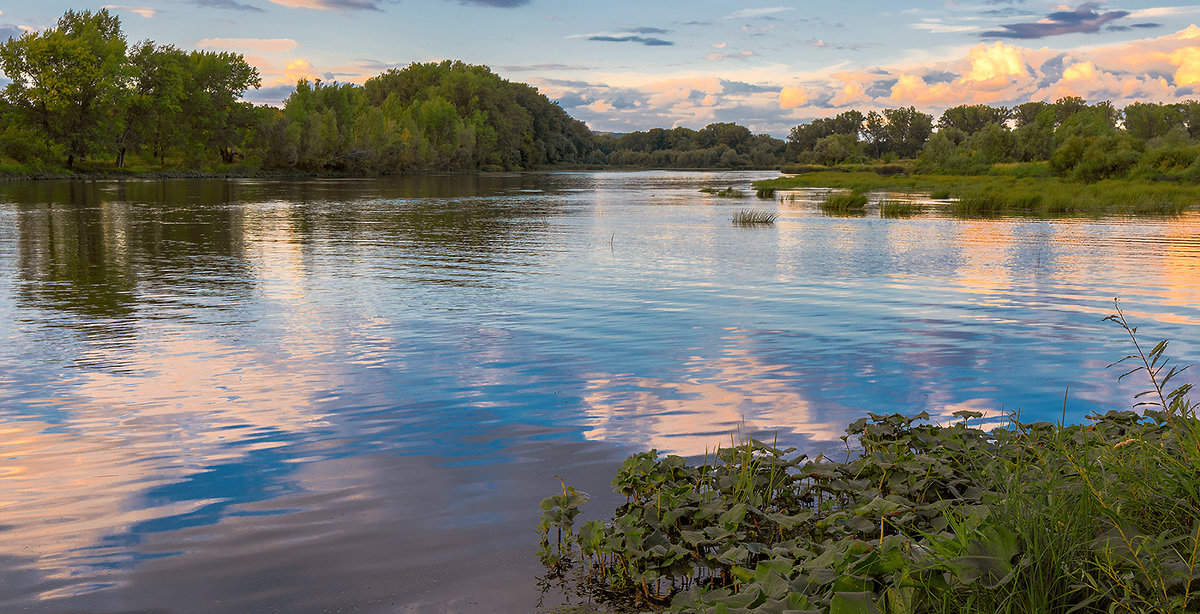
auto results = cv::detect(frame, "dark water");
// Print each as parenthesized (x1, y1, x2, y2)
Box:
(1, 171, 1198, 612)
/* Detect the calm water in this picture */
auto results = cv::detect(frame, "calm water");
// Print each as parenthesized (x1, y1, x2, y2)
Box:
(1, 171, 1198, 612)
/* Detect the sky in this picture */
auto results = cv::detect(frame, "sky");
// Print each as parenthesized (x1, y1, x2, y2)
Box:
(1, 1, 1199, 136)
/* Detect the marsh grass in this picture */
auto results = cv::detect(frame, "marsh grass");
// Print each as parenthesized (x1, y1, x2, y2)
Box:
(731, 209, 778, 225)
(700, 187, 746, 198)
(538, 302, 1200, 613)
(818, 190, 869, 215)
(755, 171, 1199, 216)
(879, 199, 922, 218)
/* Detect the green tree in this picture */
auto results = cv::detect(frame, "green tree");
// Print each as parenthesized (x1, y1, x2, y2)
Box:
(883, 107, 934, 159)
(0, 9, 128, 168)
(119, 42, 188, 166)
(179, 50, 261, 164)
(1123, 102, 1186, 142)
(937, 104, 1010, 135)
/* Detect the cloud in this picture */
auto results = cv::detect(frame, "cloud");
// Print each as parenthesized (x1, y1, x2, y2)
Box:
(963, 41, 1029, 89)
(981, 2, 1134, 38)
(571, 30, 674, 46)
(806, 38, 873, 51)
(197, 37, 300, 52)
(628, 27, 670, 34)
(588, 35, 673, 46)
(267, 0, 388, 10)
(458, 0, 531, 6)
(725, 7, 790, 19)
(0, 24, 20, 41)
(101, 5, 157, 18)
(706, 50, 755, 61)
(500, 63, 594, 72)
(185, 0, 263, 10)
(779, 86, 808, 109)
(913, 20, 983, 34)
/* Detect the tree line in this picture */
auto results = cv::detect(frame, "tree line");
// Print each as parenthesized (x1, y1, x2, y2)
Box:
(787, 100, 1200, 182)
(5, 8, 1200, 181)
(0, 9, 786, 173)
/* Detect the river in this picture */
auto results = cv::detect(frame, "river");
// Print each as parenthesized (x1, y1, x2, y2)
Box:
(1, 171, 1198, 612)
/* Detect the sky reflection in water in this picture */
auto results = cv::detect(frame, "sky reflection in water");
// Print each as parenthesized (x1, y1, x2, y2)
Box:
(0, 172, 1198, 612)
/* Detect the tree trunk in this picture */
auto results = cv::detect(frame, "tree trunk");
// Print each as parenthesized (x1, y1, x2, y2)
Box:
(67, 154, 74, 170)
(116, 147, 126, 168)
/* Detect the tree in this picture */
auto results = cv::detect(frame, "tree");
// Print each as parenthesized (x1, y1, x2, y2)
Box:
(1012, 101, 1050, 129)
(118, 42, 187, 166)
(179, 50, 261, 164)
(937, 104, 1010, 135)
(786, 110, 863, 157)
(0, 9, 128, 168)
(883, 107, 934, 159)
(1123, 102, 1186, 142)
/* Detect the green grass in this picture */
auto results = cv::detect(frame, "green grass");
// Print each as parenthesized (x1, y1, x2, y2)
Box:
(538, 303, 1200, 614)
(879, 199, 922, 218)
(755, 170, 1200, 216)
(818, 190, 869, 215)
(731, 209, 778, 225)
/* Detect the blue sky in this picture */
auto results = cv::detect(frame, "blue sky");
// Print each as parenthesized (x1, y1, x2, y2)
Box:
(2, 1, 1199, 135)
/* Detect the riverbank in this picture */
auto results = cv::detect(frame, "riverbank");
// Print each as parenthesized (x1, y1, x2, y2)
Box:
(0, 163, 785, 183)
(539, 309, 1200, 614)
(753, 166, 1200, 215)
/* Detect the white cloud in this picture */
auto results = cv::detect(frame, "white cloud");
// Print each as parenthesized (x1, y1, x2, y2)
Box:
(197, 37, 301, 52)
(725, 7, 790, 19)
(101, 5, 157, 18)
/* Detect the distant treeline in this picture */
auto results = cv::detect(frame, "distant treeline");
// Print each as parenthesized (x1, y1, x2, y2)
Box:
(0, 9, 784, 174)
(5, 9, 1200, 181)
(788, 100, 1200, 182)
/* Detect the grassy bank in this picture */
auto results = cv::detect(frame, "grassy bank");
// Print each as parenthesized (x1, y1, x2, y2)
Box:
(538, 307, 1200, 613)
(753, 167, 1200, 216)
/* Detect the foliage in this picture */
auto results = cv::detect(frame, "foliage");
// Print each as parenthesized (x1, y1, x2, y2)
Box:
(539, 306, 1200, 614)
(0, 9, 128, 168)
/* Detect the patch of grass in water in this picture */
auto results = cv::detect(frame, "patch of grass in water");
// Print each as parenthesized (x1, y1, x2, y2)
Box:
(879, 199, 921, 218)
(754, 170, 1200, 216)
(700, 187, 746, 198)
(731, 209, 778, 225)
(819, 190, 868, 215)
(755, 187, 776, 199)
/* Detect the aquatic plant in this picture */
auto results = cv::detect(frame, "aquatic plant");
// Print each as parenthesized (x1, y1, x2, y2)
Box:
(538, 304, 1200, 613)
(731, 209, 778, 225)
(700, 187, 746, 198)
(755, 187, 776, 199)
(818, 190, 868, 215)
(879, 199, 921, 218)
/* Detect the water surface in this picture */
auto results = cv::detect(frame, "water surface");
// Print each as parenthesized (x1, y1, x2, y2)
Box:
(1, 171, 1198, 612)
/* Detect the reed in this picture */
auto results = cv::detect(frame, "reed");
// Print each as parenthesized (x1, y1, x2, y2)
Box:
(731, 209, 778, 225)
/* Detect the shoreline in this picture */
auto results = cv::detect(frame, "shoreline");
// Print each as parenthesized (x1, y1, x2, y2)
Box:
(0, 165, 785, 183)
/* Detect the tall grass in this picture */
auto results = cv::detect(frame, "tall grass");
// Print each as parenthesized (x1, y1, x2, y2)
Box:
(755, 170, 1199, 216)
(879, 199, 921, 218)
(818, 190, 868, 215)
(731, 209, 778, 225)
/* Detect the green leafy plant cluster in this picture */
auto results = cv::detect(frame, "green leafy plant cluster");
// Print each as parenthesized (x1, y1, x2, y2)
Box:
(539, 307, 1200, 613)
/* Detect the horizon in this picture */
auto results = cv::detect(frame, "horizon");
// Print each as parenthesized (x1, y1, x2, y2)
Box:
(1, 1, 1199, 137)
